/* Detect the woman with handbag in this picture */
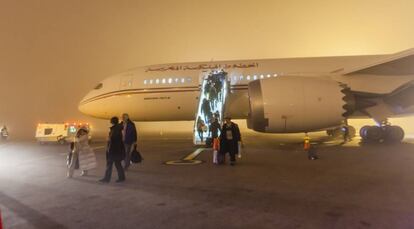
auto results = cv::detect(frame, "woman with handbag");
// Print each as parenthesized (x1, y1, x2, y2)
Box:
(67, 127, 97, 178)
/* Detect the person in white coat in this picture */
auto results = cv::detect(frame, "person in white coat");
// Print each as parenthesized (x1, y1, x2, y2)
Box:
(67, 127, 97, 178)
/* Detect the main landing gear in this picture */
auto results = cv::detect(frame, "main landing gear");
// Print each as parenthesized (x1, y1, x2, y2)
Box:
(360, 125, 404, 143)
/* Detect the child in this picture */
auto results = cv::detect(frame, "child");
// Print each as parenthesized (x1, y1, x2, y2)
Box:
(213, 138, 220, 164)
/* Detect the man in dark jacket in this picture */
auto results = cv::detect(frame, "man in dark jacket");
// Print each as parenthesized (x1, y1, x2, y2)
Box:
(201, 98, 212, 123)
(209, 117, 221, 139)
(219, 116, 242, 166)
(100, 117, 126, 183)
(121, 113, 137, 171)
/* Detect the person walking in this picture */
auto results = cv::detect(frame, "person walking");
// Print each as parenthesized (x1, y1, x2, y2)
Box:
(67, 127, 97, 178)
(201, 98, 212, 123)
(303, 134, 310, 151)
(209, 117, 221, 139)
(219, 116, 242, 166)
(210, 117, 221, 164)
(214, 111, 220, 123)
(121, 113, 137, 171)
(307, 145, 319, 160)
(100, 117, 126, 183)
(197, 116, 206, 142)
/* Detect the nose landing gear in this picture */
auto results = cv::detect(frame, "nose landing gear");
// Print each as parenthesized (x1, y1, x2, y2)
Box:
(360, 124, 404, 143)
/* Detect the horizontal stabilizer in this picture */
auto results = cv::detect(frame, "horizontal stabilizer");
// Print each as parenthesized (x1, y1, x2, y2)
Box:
(342, 48, 414, 75)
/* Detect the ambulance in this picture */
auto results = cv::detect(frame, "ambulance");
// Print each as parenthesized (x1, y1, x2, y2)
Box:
(35, 122, 92, 144)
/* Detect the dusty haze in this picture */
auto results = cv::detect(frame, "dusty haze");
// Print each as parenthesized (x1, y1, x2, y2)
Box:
(1, 0, 414, 139)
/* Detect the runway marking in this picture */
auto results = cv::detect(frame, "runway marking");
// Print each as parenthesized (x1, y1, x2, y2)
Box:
(165, 148, 208, 165)
(183, 148, 206, 160)
(165, 160, 203, 165)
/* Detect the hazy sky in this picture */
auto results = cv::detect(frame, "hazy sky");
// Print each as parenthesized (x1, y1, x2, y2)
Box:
(1, 0, 414, 138)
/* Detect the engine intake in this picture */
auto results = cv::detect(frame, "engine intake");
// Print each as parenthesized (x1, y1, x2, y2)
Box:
(247, 76, 352, 133)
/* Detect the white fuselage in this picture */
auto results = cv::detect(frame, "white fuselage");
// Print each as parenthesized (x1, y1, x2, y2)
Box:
(79, 55, 414, 122)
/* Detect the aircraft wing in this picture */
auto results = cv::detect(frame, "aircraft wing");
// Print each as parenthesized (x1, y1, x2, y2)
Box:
(340, 48, 414, 76)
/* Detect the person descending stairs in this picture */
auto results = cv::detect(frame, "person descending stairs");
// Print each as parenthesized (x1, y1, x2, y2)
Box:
(194, 70, 229, 145)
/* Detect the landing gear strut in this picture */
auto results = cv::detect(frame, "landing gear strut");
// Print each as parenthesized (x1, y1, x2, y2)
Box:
(360, 125, 404, 143)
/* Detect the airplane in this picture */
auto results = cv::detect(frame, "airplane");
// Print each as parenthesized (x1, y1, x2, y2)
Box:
(79, 48, 414, 143)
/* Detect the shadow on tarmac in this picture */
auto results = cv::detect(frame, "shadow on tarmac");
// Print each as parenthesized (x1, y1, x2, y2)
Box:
(0, 192, 67, 229)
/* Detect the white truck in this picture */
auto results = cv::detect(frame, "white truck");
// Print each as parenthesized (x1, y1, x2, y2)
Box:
(35, 123, 91, 144)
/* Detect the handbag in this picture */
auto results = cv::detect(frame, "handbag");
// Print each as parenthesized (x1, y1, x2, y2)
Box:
(66, 151, 72, 166)
(130, 144, 143, 163)
(238, 142, 243, 159)
(67, 142, 79, 169)
(66, 151, 80, 169)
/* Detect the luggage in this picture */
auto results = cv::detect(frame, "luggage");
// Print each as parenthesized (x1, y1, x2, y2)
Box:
(131, 144, 143, 163)
(67, 152, 79, 169)
(238, 141, 243, 159)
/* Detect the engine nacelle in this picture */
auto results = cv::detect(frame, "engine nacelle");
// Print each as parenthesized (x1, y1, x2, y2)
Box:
(247, 76, 349, 133)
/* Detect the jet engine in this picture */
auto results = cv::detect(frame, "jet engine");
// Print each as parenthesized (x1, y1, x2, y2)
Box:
(247, 76, 353, 133)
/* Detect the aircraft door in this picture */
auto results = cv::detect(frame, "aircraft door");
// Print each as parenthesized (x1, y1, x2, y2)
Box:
(119, 74, 134, 90)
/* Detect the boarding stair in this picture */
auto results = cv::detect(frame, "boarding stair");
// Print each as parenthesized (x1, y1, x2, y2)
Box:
(193, 70, 229, 145)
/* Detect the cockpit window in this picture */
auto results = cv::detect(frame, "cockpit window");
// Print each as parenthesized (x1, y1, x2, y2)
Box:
(94, 83, 103, 90)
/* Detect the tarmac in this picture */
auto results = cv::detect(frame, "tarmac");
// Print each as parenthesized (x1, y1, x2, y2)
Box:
(1, 133, 414, 229)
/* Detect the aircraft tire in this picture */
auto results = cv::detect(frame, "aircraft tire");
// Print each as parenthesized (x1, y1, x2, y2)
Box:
(359, 125, 371, 141)
(383, 125, 404, 143)
(365, 126, 383, 143)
